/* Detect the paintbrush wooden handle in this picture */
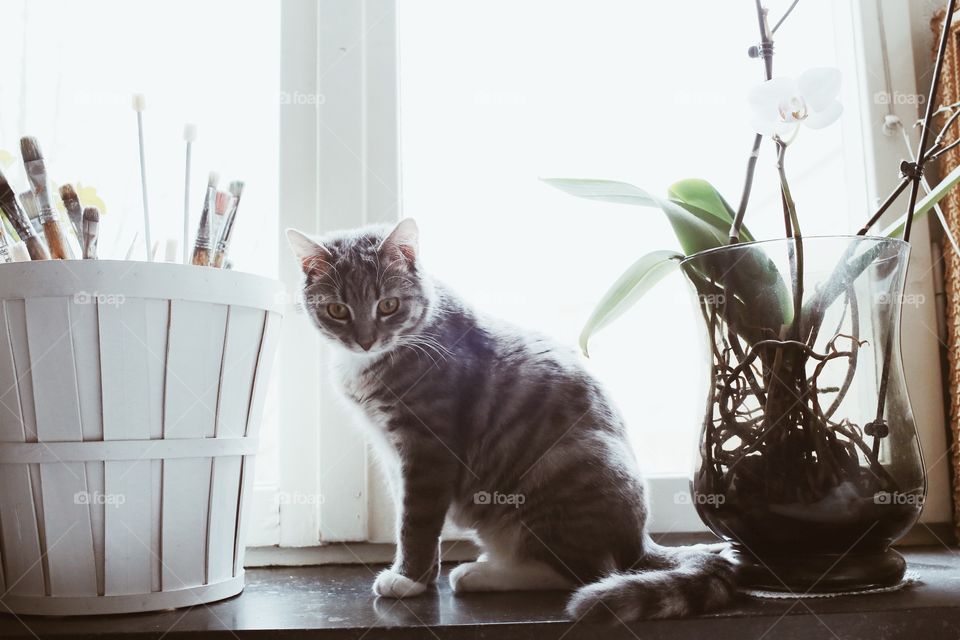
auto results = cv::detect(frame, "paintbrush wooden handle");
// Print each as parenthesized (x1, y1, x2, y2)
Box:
(68, 211, 83, 238)
(191, 246, 210, 266)
(42, 220, 74, 259)
(23, 235, 50, 260)
(83, 236, 98, 259)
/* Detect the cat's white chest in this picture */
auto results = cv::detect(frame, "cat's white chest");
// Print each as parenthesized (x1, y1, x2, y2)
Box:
(328, 351, 402, 487)
(330, 350, 394, 431)
(331, 350, 379, 399)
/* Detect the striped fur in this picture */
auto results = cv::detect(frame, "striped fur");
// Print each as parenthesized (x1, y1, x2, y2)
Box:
(565, 542, 738, 620)
(286, 220, 738, 620)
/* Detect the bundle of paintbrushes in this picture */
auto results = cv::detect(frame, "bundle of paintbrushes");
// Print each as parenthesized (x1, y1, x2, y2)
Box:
(0, 138, 58, 261)
(0, 125, 245, 268)
(0, 136, 102, 262)
(189, 172, 244, 269)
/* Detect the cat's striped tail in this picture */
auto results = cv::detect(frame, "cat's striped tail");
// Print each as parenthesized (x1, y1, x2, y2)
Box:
(565, 542, 739, 621)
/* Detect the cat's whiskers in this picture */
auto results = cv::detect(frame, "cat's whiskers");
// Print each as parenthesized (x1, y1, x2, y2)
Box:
(304, 255, 334, 273)
(316, 258, 344, 290)
(396, 334, 452, 364)
(307, 256, 347, 293)
(396, 333, 452, 363)
(383, 274, 417, 289)
(395, 337, 440, 366)
(378, 267, 416, 296)
(374, 254, 388, 293)
(383, 255, 408, 272)
(331, 269, 346, 292)
(414, 334, 453, 359)
(387, 348, 401, 367)
(395, 335, 437, 357)
(306, 282, 338, 296)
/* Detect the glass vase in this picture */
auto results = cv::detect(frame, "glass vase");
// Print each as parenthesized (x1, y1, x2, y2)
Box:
(680, 235, 925, 592)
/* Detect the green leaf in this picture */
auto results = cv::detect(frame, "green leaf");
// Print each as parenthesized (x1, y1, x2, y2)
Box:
(656, 199, 729, 255)
(668, 178, 754, 242)
(883, 163, 960, 239)
(542, 178, 660, 207)
(681, 268, 766, 345)
(579, 250, 683, 356)
(543, 178, 727, 255)
(687, 245, 793, 333)
(546, 177, 790, 340)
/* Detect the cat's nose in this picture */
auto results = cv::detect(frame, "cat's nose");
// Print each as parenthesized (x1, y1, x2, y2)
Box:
(356, 338, 375, 351)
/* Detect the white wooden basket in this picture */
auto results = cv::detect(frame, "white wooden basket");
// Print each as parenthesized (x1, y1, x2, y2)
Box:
(0, 260, 283, 616)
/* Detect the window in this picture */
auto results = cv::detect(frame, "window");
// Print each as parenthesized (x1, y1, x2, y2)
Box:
(267, 0, 951, 552)
(395, 0, 924, 535)
(399, 0, 853, 479)
(6, 0, 947, 557)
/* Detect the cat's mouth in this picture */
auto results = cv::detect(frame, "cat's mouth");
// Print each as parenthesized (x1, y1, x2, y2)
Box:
(346, 338, 390, 355)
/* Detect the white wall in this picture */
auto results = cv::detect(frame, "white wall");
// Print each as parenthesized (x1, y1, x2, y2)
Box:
(909, 0, 945, 82)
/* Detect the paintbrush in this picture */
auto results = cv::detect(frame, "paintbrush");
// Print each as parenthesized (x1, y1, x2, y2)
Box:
(82, 207, 100, 259)
(209, 190, 233, 258)
(211, 180, 244, 268)
(7, 240, 30, 262)
(163, 238, 178, 262)
(183, 123, 197, 264)
(190, 172, 219, 266)
(0, 169, 49, 260)
(0, 219, 10, 263)
(0, 213, 29, 262)
(19, 190, 41, 234)
(132, 94, 152, 261)
(59, 184, 84, 238)
(124, 231, 140, 260)
(21, 136, 74, 259)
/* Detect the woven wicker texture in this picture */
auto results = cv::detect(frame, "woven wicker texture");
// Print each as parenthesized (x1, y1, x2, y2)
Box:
(931, 10, 960, 539)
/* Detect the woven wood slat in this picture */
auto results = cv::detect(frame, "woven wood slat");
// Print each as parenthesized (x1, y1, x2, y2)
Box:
(931, 10, 960, 539)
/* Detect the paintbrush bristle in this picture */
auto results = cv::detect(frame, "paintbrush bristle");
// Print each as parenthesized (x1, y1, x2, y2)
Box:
(20, 136, 43, 163)
(215, 191, 231, 214)
(228, 180, 245, 197)
(20, 191, 38, 219)
(0, 170, 15, 202)
(83, 206, 100, 223)
(208, 171, 220, 189)
(60, 184, 79, 206)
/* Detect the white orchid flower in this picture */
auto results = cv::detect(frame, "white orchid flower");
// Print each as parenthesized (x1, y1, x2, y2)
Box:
(748, 67, 843, 139)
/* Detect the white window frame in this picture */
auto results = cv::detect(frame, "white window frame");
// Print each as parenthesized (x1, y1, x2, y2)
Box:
(837, 0, 951, 527)
(273, 0, 402, 550)
(253, 0, 953, 562)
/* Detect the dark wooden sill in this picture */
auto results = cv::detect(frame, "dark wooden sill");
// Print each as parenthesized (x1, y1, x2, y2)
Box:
(2, 547, 960, 639)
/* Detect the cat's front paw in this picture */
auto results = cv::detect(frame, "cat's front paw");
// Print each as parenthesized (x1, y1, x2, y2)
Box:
(373, 569, 427, 598)
(449, 561, 491, 592)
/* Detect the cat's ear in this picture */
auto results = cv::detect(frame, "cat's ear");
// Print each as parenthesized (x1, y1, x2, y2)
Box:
(379, 218, 419, 268)
(285, 228, 333, 278)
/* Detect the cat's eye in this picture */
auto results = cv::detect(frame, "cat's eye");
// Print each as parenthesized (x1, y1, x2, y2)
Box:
(377, 297, 400, 315)
(327, 303, 350, 320)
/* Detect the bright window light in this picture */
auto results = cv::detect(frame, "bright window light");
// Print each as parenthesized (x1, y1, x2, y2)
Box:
(399, 0, 849, 474)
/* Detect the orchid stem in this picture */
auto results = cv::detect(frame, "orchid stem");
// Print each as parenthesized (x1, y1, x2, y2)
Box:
(857, 176, 911, 235)
(730, 1, 776, 244)
(731, 136, 762, 243)
(777, 141, 804, 340)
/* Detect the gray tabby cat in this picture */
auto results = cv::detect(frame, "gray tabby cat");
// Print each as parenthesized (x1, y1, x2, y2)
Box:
(286, 219, 737, 621)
